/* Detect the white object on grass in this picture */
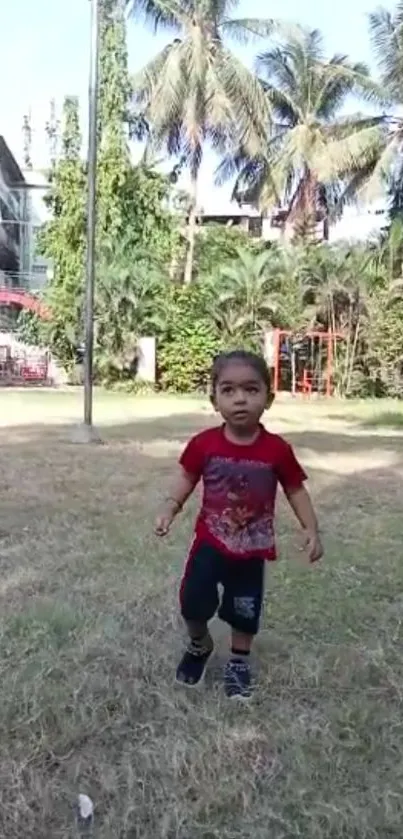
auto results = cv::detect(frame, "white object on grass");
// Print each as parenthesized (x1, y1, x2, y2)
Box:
(78, 794, 94, 820)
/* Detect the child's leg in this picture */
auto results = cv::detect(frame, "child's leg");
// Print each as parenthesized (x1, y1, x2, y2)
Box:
(231, 629, 254, 654)
(219, 558, 265, 699)
(176, 542, 222, 686)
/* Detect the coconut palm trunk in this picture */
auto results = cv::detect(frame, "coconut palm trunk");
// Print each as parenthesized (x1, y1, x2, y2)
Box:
(290, 168, 318, 241)
(184, 162, 199, 285)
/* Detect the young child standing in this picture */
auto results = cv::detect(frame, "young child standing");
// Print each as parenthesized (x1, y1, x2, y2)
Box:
(155, 350, 322, 699)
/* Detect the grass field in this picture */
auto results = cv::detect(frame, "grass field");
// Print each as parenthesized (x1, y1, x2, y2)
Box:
(1, 390, 403, 839)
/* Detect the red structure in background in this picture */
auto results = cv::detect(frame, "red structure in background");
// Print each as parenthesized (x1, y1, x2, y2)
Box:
(0, 287, 50, 319)
(272, 328, 343, 397)
(0, 287, 51, 384)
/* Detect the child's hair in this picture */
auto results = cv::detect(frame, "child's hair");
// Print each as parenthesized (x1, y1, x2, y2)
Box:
(210, 350, 272, 394)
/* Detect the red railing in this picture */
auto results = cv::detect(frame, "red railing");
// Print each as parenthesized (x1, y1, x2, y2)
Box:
(0, 344, 49, 385)
(0, 287, 50, 319)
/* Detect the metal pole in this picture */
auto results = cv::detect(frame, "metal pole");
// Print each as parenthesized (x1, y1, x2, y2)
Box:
(84, 0, 100, 428)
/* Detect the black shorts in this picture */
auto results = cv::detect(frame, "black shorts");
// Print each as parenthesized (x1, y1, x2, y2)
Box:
(180, 540, 265, 636)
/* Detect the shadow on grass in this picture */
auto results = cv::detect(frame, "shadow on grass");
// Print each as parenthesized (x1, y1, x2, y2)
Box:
(323, 408, 403, 430)
(1, 411, 403, 458)
(360, 410, 403, 429)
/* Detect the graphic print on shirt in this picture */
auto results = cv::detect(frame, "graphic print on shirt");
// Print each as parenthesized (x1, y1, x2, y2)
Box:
(202, 456, 277, 554)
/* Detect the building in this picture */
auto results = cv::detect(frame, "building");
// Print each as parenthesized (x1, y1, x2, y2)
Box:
(21, 168, 51, 292)
(0, 136, 51, 292)
(197, 194, 387, 245)
(0, 136, 28, 285)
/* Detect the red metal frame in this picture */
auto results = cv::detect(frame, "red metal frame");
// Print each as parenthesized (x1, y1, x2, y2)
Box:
(0, 348, 49, 384)
(0, 287, 50, 319)
(0, 288, 50, 385)
(272, 328, 342, 397)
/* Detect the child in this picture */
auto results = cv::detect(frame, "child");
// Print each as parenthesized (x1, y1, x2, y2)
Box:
(155, 350, 322, 699)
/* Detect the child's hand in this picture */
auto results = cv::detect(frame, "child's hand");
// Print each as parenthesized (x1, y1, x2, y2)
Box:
(304, 529, 323, 563)
(154, 512, 174, 537)
(154, 498, 181, 537)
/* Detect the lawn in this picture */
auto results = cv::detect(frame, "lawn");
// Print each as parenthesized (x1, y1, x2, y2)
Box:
(1, 391, 403, 838)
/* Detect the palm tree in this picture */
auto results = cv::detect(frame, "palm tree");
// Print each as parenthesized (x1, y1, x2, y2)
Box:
(211, 248, 279, 343)
(130, 0, 283, 283)
(366, 3, 403, 199)
(94, 241, 167, 381)
(217, 28, 384, 240)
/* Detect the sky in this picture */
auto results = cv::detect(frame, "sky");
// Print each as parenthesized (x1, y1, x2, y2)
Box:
(0, 0, 395, 212)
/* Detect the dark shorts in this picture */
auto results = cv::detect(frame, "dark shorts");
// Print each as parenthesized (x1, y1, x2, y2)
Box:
(180, 540, 265, 636)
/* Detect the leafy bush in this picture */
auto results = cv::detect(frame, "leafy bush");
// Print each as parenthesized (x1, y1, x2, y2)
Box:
(158, 284, 220, 392)
(93, 244, 167, 386)
(15, 309, 45, 347)
(159, 322, 220, 392)
(194, 223, 263, 281)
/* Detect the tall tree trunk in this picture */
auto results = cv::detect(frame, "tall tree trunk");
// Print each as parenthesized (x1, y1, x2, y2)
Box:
(291, 344, 297, 396)
(323, 213, 329, 241)
(289, 169, 317, 242)
(346, 318, 360, 395)
(184, 164, 198, 285)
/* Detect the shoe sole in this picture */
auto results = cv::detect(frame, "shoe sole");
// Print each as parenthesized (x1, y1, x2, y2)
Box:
(226, 692, 253, 703)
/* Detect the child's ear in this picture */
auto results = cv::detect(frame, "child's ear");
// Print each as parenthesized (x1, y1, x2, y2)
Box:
(210, 393, 218, 410)
(266, 393, 275, 410)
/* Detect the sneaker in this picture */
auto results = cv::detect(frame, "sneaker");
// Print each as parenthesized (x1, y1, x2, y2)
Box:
(224, 657, 253, 700)
(176, 638, 214, 687)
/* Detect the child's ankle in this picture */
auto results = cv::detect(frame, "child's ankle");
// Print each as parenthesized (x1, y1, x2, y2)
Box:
(187, 628, 213, 653)
(231, 646, 250, 659)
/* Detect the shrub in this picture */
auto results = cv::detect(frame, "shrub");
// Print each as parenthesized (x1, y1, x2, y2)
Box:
(158, 284, 220, 392)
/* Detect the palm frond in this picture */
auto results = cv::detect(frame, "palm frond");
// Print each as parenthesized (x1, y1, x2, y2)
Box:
(262, 83, 300, 125)
(220, 17, 294, 44)
(359, 131, 403, 202)
(214, 49, 270, 153)
(369, 4, 403, 102)
(322, 114, 386, 140)
(315, 124, 385, 182)
(256, 46, 301, 106)
(132, 43, 177, 102)
(127, 0, 183, 30)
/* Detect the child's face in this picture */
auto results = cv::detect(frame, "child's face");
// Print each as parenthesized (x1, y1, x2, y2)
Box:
(211, 361, 272, 431)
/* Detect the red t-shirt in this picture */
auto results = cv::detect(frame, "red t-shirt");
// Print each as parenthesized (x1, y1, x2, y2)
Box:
(180, 424, 307, 561)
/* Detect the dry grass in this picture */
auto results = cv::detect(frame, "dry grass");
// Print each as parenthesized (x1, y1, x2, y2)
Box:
(1, 391, 403, 838)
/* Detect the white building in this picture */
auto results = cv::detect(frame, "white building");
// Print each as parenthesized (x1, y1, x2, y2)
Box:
(198, 193, 387, 245)
(21, 169, 51, 292)
(0, 135, 27, 284)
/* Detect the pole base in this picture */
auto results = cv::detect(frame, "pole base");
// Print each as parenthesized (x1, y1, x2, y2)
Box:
(70, 423, 103, 444)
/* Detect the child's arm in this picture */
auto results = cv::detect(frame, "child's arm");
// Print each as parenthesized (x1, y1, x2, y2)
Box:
(285, 486, 323, 563)
(155, 467, 198, 536)
(276, 440, 323, 563)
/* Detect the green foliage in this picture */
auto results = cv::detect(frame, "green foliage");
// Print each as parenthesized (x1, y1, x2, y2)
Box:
(158, 285, 220, 392)
(31, 3, 403, 396)
(211, 248, 279, 346)
(218, 26, 384, 238)
(94, 243, 167, 384)
(15, 310, 44, 347)
(97, 0, 133, 244)
(39, 0, 178, 371)
(132, 0, 276, 282)
(194, 224, 260, 281)
(40, 95, 86, 368)
(117, 165, 180, 262)
(363, 293, 403, 398)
